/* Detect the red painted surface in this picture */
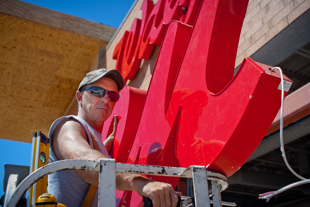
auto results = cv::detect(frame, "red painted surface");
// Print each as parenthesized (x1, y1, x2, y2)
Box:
(103, 0, 292, 206)
(101, 85, 147, 206)
(113, 0, 203, 82)
(101, 86, 146, 163)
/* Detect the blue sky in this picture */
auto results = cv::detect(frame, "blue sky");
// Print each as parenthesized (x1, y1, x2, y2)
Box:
(0, 0, 135, 197)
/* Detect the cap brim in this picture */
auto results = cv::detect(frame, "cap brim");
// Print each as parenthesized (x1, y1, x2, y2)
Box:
(104, 70, 125, 91)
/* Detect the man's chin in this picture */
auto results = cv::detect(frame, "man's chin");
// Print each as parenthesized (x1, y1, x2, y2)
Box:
(95, 108, 109, 114)
(94, 113, 109, 122)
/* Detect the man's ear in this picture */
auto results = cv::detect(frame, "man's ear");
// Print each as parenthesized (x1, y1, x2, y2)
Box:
(76, 91, 82, 105)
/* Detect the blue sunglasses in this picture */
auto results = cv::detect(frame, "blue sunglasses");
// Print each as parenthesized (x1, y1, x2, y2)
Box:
(81, 86, 119, 102)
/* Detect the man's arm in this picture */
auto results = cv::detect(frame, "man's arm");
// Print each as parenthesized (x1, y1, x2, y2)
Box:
(51, 118, 179, 206)
(51, 118, 106, 185)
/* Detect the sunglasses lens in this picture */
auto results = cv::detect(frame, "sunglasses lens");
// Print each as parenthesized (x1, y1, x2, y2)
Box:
(108, 91, 119, 102)
(90, 89, 106, 97)
(86, 87, 119, 102)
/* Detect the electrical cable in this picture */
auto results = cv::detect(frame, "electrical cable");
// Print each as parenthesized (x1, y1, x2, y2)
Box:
(274, 67, 307, 181)
(259, 179, 310, 202)
(259, 67, 310, 201)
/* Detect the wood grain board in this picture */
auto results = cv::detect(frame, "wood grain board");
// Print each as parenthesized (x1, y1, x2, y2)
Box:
(0, 11, 113, 142)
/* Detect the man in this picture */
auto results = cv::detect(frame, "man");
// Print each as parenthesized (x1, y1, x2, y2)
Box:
(47, 68, 179, 207)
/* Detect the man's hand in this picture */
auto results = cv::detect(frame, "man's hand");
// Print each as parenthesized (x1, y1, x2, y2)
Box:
(137, 179, 180, 207)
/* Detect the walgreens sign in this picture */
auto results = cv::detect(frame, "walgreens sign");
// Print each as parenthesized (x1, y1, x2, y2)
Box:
(112, 0, 202, 82)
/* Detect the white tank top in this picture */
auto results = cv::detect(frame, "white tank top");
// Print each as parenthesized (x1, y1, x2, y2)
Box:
(47, 115, 108, 207)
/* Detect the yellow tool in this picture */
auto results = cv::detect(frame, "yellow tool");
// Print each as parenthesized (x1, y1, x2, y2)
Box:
(35, 193, 66, 207)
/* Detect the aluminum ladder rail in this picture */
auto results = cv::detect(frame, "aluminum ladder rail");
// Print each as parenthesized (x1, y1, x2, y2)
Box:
(5, 158, 229, 207)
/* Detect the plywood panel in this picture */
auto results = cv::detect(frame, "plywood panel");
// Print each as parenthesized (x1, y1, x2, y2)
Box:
(0, 13, 108, 142)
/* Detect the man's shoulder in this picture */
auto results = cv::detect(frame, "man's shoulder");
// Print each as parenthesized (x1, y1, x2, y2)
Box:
(59, 117, 85, 133)
(51, 116, 86, 140)
(54, 116, 81, 128)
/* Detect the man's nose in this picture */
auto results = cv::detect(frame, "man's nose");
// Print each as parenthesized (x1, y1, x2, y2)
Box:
(100, 93, 109, 102)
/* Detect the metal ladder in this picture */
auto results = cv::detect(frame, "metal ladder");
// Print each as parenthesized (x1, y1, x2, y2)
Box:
(5, 158, 232, 207)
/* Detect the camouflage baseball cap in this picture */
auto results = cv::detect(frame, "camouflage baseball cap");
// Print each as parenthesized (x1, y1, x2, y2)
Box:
(78, 68, 124, 91)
